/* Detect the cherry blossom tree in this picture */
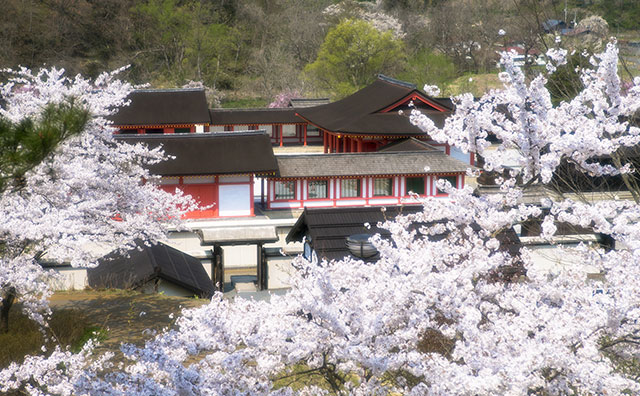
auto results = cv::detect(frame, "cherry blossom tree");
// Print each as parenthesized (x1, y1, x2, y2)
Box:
(0, 67, 197, 333)
(3, 41, 640, 395)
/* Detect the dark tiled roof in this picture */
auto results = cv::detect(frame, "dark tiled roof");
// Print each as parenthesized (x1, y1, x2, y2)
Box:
(286, 206, 424, 261)
(87, 241, 215, 298)
(296, 77, 452, 136)
(287, 206, 523, 262)
(115, 132, 278, 176)
(274, 151, 470, 178)
(288, 98, 330, 108)
(377, 138, 439, 152)
(111, 89, 211, 126)
(209, 108, 302, 125)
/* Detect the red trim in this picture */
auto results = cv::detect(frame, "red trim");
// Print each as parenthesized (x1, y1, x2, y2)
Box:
(303, 124, 308, 146)
(250, 175, 254, 216)
(379, 92, 448, 113)
(115, 123, 205, 129)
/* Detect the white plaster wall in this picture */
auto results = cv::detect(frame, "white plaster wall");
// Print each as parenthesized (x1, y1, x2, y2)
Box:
(336, 199, 367, 206)
(219, 184, 251, 216)
(164, 231, 210, 259)
(201, 260, 213, 278)
(282, 124, 296, 136)
(138, 279, 194, 297)
(223, 245, 257, 268)
(259, 125, 273, 134)
(267, 257, 296, 289)
(158, 280, 197, 297)
(369, 198, 399, 205)
(49, 267, 88, 291)
(303, 200, 333, 207)
(527, 245, 599, 274)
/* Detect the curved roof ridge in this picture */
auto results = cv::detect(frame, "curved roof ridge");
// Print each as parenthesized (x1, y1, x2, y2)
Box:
(376, 74, 417, 89)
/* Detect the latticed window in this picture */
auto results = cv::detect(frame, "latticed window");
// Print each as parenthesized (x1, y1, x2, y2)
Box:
(373, 178, 393, 196)
(274, 181, 296, 200)
(340, 179, 361, 198)
(406, 177, 425, 195)
(308, 180, 328, 199)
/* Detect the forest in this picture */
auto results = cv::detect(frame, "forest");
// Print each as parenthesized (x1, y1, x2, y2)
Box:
(1, 0, 638, 105)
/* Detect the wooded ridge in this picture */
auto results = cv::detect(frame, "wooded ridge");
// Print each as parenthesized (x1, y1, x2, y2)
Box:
(1, 0, 638, 104)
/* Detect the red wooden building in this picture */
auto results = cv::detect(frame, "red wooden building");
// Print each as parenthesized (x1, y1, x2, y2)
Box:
(114, 132, 278, 219)
(111, 88, 211, 134)
(265, 140, 471, 210)
(295, 75, 454, 154)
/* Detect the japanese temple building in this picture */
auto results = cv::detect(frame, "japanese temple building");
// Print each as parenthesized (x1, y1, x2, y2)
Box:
(111, 77, 466, 158)
(115, 132, 278, 219)
(112, 88, 211, 134)
(295, 75, 454, 154)
(110, 76, 475, 217)
(266, 139, 471, 210)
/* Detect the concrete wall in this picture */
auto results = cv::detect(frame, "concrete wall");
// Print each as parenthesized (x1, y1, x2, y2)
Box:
(267, 256, 296, 289)
(49, 267, 88, 291)
(139, 279, 197, 298)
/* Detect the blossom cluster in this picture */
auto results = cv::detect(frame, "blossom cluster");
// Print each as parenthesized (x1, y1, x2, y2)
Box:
(0, 67, 198, 331)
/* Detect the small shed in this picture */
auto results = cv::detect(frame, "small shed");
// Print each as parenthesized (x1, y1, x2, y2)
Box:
(88, 241, 216, 298)
(286, 206, 424, 261)
(287, 206, 524, 281)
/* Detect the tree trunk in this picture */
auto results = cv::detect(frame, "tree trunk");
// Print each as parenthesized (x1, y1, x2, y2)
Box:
(0, 288, 16, 334)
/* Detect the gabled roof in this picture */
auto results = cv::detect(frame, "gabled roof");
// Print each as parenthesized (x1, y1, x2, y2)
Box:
(115, 132, 278, 176)
(287, 206, 523, 263)
(111, 89, 211, 126)
(286, 206, 424, 261)
(209, 108, 302, 125)
(295, 76, 452, 136)
(274, 150, 470, 178)
(87, 241, 216, 298)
